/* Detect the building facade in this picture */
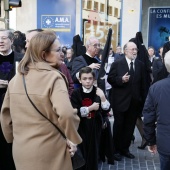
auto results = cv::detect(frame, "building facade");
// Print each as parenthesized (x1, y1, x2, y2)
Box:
(0, 0, 169, 51)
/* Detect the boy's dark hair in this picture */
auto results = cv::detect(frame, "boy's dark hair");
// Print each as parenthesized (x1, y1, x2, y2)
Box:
(79, 67, 95, 79)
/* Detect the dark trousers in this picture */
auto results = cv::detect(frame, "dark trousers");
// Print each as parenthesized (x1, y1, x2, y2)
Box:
(113, 99, 139, 153)
(0, 126, 16, 170)
(159, 152, 170, 170)
(0, 91, 15, 170)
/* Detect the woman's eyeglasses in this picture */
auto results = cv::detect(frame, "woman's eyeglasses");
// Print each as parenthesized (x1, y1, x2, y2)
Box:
(50, 48, 63, 53)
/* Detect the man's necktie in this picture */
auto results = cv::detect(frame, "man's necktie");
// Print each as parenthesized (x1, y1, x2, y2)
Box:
(129, 61, 134, 80)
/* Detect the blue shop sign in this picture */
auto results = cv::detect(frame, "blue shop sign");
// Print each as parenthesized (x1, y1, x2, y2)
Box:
(37, 0, 76, 47)
(148, 7, 170, 53)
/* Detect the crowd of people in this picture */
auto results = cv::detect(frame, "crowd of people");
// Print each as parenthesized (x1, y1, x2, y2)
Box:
(0, 28, 170, 170)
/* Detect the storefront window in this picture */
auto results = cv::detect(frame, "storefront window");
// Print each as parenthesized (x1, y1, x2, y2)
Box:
(82, 0, 121, 51)
(94, 1, 99, 11)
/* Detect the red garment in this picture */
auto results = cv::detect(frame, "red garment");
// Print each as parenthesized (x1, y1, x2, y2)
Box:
(82, 98, 95, 118)
(60, 63, 74, 97)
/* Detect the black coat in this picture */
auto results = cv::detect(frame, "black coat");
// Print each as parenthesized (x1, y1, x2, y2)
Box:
(129, 32, 152, 93)
(71, 54, 99, 84)
(0, 51, 23, 107)
(152, 57, 168, 84)
(107, 57, 146, 112)
(0, 51, 23, 170)
(114, 53, 124, 61)
(143, 75, 170, 155)
(70, 86, 110, 170)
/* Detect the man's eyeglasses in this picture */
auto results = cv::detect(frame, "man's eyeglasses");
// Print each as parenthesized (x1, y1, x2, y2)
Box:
(91, 43, 100, 48)
(126, 48, 139, 52)
(0, 36, 9, 41)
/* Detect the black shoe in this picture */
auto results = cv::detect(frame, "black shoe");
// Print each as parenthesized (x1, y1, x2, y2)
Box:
(99, 158, 105, 162)
(138, 141, 148, 150)
(122, 152, 135, 159)
(107, 159, 114, 165)
(113, 153, 122, 161)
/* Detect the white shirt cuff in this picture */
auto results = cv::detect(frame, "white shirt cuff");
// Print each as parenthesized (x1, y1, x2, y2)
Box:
(101, 100, 110, 110)
(80, 107, 89, 117)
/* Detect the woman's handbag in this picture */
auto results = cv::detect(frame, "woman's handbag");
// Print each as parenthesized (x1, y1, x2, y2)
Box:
(22, 75, 85, 170)
(71, 147, 85, 169)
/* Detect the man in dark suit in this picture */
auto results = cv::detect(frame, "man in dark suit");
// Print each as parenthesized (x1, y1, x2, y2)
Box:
(114, 45, 124, 61)
(71, 36, 101, 87)
(143, 50, 170, 170)
(0, 29, 23, 170)
(107, 42, 146, 160)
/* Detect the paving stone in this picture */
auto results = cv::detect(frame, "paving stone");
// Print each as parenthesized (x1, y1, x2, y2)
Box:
(139, 162, 147, 167)
(147, 166, 155, 170)
(125, 162, 132, 166)
(124, 167, 133, 170)
(146, 161, 154, 166)
(99, 125, 160, 170)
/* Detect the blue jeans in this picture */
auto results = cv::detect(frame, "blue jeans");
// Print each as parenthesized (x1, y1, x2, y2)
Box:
(159, 153, 170, 170)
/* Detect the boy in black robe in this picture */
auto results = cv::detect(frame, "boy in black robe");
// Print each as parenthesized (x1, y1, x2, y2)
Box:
(71, 67, 111, 170)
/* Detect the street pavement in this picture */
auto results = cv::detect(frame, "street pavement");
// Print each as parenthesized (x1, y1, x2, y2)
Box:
(98, 117, 160, 170)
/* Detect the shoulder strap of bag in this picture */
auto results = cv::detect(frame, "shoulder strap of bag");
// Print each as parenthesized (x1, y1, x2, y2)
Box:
(22, 75, 66, 139)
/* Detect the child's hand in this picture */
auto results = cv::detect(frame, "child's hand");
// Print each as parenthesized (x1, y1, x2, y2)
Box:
(96, 87, 104, 98)
(89, 102, 99, 111)
(96, 87, 106, 102)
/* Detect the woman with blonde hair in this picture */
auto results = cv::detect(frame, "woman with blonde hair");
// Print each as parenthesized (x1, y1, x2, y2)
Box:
(0, 30, 82, 170)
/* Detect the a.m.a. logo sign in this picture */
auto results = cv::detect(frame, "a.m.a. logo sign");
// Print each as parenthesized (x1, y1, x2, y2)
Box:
(37, 0, 76, 47)
(41, 15, 71, 32)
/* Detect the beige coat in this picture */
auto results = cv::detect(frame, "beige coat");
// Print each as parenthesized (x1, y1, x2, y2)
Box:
(0, 62, 82, 170)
